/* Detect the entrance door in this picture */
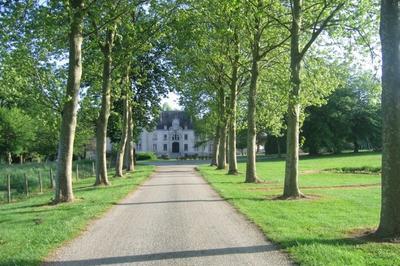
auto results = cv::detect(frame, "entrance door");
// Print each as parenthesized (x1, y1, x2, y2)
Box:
(172, 142, 180, 153)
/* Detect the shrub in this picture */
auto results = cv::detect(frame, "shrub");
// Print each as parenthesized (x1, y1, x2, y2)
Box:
(160, 154, 169, 160)
(136, 152, 157, 161)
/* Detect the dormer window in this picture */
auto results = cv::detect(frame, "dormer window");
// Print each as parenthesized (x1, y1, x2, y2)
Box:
(172, 118, 180, 129)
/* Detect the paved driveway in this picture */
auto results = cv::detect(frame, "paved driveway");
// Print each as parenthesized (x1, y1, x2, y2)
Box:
(44, 165, 292, 266)
(138, 160, 211, 166)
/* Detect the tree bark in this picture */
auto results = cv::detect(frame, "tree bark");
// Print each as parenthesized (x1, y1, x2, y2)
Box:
(125, 105, 135, 172)
(115, 66, 130, 177)
(283, 0, 303, 198)
(375, 0, 400, 239)
(54, 0, 84, 203)
(95, 27, 116, 186)
(245, 16, 261, 183)
(210, 124, 220, 166)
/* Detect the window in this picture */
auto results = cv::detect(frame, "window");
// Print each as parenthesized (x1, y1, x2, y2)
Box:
(153, 133, 158, 140)
(153, 144, 157, 152)
(184, 134, 188, 140)
(172, 134, 179, 140)
(164, 134, 168, 140)
(163, 144, 168, 151)
(184, 144, 188, 151)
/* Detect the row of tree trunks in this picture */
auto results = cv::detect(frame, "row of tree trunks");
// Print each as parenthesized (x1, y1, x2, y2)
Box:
(115, 66, 131, 177)
(54, 0, 85, 203)
(95, 27, 116, 186)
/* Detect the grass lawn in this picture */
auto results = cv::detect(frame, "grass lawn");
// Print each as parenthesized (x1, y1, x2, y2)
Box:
(198, 152, 400, 266)
(0, 165, 154, 266)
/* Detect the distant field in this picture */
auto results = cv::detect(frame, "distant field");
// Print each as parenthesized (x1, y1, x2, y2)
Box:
(198, 152, 400, 266)
(0, 165, 154, 266)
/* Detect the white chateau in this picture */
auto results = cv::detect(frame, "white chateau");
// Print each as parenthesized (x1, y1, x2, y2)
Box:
(137, 111, 212, 158)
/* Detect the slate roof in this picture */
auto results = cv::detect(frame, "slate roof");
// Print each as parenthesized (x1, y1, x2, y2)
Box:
(156, 111, 193, 130)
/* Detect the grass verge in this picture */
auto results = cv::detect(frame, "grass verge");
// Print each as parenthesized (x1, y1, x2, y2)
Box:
(198, 152, 400, 266)
(0, 165, 154, 266)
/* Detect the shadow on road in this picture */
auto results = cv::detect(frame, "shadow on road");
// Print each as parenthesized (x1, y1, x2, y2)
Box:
(44, 244, 278, 265)
(114, 199, 224, 206)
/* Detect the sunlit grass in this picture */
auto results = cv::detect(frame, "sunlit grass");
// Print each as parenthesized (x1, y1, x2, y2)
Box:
(0, 165, 154, 266)
(198, 152, 400, 266)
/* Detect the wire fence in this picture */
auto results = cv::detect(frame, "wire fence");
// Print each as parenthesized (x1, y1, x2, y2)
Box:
(0, 160, 102, 203)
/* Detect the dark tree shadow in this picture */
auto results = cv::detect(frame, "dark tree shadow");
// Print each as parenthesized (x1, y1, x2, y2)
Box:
(41, 244, 278, 266)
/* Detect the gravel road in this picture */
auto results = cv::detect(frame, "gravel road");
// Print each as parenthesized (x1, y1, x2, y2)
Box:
(44, 165, 292, 266)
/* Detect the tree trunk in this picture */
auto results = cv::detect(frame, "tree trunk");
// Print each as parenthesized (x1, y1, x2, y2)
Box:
(375, 0, 400, 239)
(228, 32, 239, 175)
(54, 0, 84, 203)
(353, 139, 359, 153)
(95, 28, 115, 186)
(7, 152, 12, 165)
(217, 86, 227, 170)
(217, 119, 227, 169)
(277, 139, 282, 158)
(226, 135, 229, 164)
(125, 105, 135, 172)
(115, 66, 130, 177)
(283, 0, 303, 198)
(228, 112, 238, 174)
(245, 20, 261, 183)
(210, 124, 220, 166)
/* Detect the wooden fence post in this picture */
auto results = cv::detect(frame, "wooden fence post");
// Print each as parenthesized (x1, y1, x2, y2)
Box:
(24, 173, 29, 197)
(7, 174, 11, 203)
(38, 171, 43, 193)
(76, 164, 79, 181)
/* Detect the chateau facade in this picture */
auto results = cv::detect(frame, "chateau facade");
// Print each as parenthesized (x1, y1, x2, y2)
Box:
(137, 111, 212, 158)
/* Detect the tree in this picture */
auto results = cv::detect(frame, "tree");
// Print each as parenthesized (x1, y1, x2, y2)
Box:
(114, 66, 131, 177)
(302, 71, 381, 154)
(55, 0, 85, 203)
(375, 0, 400, 239)
(244, 0, 289, 183)
(0, 108, 35, 164)
(88, 2, 125, 186)
(283, 0, 352, 198)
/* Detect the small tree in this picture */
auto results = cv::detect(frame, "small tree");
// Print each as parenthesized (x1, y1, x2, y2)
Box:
(0, 107, 35, 164)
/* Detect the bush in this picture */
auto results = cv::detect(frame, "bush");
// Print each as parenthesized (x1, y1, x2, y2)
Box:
(160, 154, 169, 160)
(136, 152, 157, 161)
